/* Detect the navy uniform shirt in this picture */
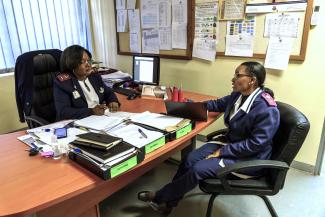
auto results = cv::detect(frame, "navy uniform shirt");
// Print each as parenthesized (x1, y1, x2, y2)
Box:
(53, 72, 119, 121)
(207, 88, 280, 164)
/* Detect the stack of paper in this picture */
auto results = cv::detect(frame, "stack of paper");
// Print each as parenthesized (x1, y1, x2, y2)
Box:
(109, 124, 164, 148)
(130, 111, 184, 131)
(74, 115, 125, 131)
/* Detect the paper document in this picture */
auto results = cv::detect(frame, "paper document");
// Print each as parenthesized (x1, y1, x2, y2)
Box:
(159, 27, 172, 50)
(128, 9, 140, 33)
(130, 111, 184, 131)
(142, 29, 160, 54)
(130, 32, 142, 53)
(127, 0, 136, 9)
(74, 115, 125, 131)
(116, 0, 126, 9)
(172, 23, 187, 49)
(104, 111, 137, 119)
(101, 71, 131, 80)
(27, 120, 74, 134)
(172, 0, 187, 24)
(110, 124, 164, 148)
(32, 127, 87, 146)
(264, 37, 293, 70)
(18, 134, 53, 152)
(223, 0, 245, 20)
(246, 3, 306, 13)
(106, 150, 137, 167)
(225, 35, 254, 57)
(264, 13, 300, 38)
(141, 0, 159, 29)
(194, 2, 218, 41)
(159, 0, 172, 27)
(192, 38, 216, 61)
(117, 10, 128, 32)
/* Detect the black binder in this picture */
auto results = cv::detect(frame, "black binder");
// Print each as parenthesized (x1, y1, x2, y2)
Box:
(71, 142, 135, 164)
(69, 149, 145, 180)
(74, 132, 123, 150)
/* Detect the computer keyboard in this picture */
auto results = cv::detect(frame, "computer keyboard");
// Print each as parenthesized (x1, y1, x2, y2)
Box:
(113, 86, 137, 96)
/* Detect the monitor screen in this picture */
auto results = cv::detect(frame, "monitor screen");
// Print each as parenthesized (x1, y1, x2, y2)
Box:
(132, 56, 160, 85)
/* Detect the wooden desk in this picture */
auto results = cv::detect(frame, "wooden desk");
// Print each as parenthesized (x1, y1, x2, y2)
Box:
(0, 91, 219, 217)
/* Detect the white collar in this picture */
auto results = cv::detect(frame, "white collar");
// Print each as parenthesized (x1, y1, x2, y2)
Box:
(240, 87, 262, 113)
(236, 88, 262, 114)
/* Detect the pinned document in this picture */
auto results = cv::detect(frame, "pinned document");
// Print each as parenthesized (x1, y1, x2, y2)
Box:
(264, 37, 293, 70)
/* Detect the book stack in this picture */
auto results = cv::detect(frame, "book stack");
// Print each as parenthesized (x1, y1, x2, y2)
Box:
(72, 132, 123, 150)
(69, 132, 143, 180)
(71, 142, 136, 166)
(71, 132, 137, 166)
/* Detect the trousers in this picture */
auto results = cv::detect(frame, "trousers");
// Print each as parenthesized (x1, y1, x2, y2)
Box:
(154, 143, 223, 207)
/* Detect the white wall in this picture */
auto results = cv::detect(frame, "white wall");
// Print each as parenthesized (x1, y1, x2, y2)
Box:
(112, 5, 325, 166)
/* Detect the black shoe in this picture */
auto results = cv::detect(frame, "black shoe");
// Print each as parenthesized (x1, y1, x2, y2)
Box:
(138, 191, 172, 215)
(149, 202, 172, 215)
(138, 191, 155, 202)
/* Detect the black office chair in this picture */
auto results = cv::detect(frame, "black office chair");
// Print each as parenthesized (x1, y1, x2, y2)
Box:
(199, 101, 310, 217)
(15, 49, 62, 128)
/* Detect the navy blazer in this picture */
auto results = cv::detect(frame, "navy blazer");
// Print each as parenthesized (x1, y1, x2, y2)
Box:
(53, 72, 119, 121)
(207, 90, 280, 165)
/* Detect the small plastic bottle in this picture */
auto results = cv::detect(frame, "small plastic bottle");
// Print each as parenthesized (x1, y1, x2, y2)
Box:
(51, 134, 61, 160)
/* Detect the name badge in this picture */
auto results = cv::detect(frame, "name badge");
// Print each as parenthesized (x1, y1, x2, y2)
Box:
(72, 90, 80, 99)
(99, 87, 104, 93)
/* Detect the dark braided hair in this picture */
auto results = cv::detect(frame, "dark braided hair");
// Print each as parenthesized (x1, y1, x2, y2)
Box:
(240, 61, 275, 98)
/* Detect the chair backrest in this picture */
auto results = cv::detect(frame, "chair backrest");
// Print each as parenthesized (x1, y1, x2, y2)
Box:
(32, 54, 60, 123)
(15, 49, 62, 127)
(271, 101, 310, 165)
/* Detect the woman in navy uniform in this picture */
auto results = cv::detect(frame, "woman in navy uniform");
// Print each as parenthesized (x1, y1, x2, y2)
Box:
(138, 61, 280, 214)
(53, 45, 119, 120)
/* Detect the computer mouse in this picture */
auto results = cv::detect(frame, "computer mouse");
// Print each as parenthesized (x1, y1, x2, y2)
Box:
(127, 93, 137, 100)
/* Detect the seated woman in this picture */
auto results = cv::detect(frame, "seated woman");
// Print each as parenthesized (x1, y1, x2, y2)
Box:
(138, 61, 280, 215)
(53, 45, 120, 120)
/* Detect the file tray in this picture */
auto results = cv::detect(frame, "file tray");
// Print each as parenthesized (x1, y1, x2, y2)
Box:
(168, 120, 196, 141)
(69, 150, 145, 180)
(141, 134, 168, 154)
(133, 120, 195, 143)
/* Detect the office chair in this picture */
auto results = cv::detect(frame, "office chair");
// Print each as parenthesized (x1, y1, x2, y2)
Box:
(199, 101, 310, 217)
(15, 49, 62, 128)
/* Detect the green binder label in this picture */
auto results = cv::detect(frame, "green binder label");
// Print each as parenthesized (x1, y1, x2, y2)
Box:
(176, 124, 192, 139)
(145, 136, 166, 154)
(110, 156, 137, 178)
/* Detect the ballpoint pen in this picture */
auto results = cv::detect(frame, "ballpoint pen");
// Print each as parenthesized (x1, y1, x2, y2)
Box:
(138, 128, 148, 138)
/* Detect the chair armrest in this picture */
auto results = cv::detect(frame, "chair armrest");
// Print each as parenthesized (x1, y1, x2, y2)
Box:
(206, 128, 228, 141)
(215, 160, 289, 192)
(216, 160, 289, 178)
(25, 115, 50, 128)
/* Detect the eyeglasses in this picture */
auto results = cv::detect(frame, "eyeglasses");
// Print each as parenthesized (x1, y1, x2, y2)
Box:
(233, 73, 252, 79)
(80, 59, 93, 65)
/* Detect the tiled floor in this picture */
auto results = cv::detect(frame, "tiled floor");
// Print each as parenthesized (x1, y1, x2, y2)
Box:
(100, 161, 325, 217)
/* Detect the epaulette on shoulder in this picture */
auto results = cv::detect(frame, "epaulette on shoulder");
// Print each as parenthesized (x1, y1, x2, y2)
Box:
(261, 92, 276, 107)
(57, 73, 71, 82)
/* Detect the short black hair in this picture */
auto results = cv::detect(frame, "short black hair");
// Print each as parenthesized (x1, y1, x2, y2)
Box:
(60, 45, 92, 73)
(240, 61, 275, 98)
(240, 61, 266, 88)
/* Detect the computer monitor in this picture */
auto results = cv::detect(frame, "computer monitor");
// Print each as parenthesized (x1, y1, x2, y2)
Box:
(132, 56, 160, 85)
